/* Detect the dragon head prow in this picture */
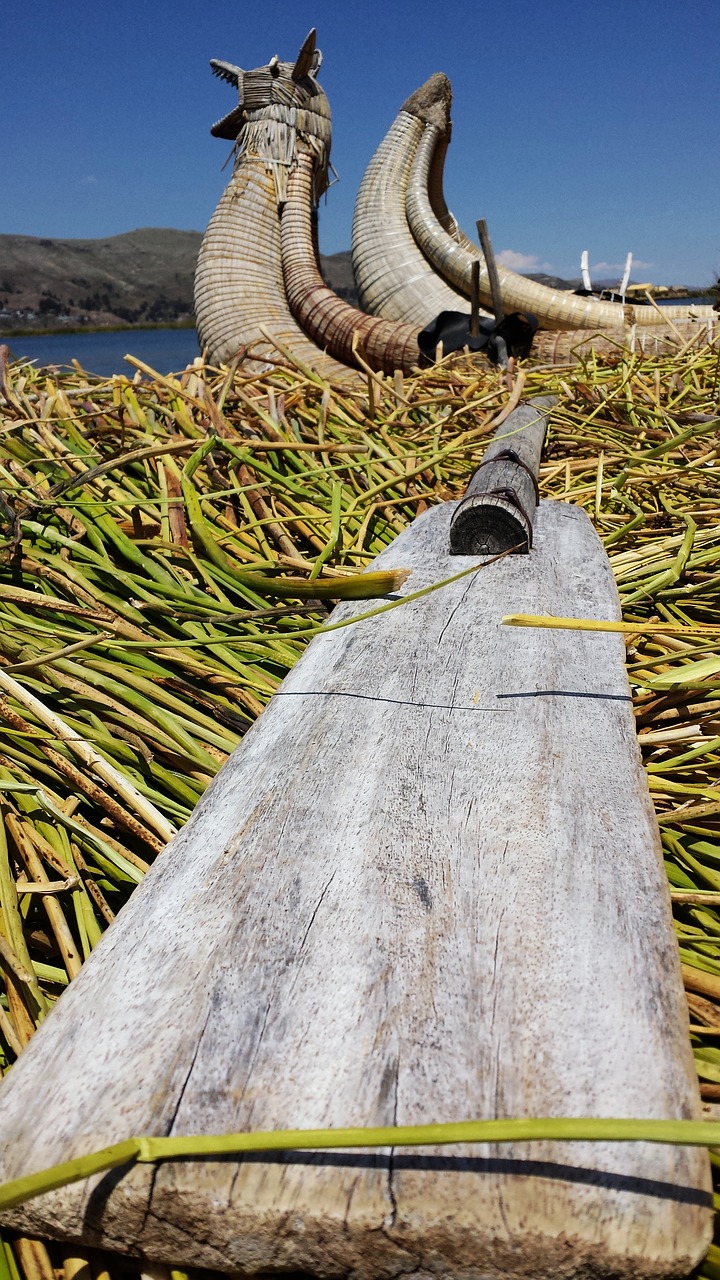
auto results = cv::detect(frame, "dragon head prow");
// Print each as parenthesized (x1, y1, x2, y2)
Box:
(208, 28, 327, 140)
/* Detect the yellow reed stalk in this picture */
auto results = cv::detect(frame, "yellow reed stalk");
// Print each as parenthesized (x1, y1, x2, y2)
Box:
(502, 614, 720, 638)
(4, 1116, 720, 1217)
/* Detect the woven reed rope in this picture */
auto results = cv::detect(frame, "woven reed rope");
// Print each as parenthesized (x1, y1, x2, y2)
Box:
(404, 86, 716, 332)
(531, 322, 717, 362)
(194, 47, 359, 384)
(351, 78, 475, 327)
(282, 149, 422, 373)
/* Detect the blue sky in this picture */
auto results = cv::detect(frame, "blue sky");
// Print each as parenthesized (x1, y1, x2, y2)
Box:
(2, 0, 719, 284)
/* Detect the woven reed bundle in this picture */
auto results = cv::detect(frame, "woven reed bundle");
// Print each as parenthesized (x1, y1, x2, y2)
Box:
(404, 85, 716, 332)
(282, 149, 423, 374)
(407, 124, 478, 302)
(279, 144, 710, 373)
(194, 32, 359, 384)
(531, 320, 717, 362)
(351, 77, 478, 327)
(283, 148, 658, 374)
(426, 125, 476, 250)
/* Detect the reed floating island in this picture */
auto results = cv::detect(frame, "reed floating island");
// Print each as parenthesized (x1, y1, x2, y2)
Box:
(1, 26, 720, 1280)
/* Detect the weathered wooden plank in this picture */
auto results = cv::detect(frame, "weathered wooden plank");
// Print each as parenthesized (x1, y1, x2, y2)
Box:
(449, 397, 555, 554)
(0, 501, 711, 1278)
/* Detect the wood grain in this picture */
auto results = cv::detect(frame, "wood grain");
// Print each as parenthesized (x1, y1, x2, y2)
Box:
(0, 501, 711, 1278)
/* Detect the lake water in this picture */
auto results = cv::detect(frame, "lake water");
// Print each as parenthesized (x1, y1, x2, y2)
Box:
(3, 327, 201, 378)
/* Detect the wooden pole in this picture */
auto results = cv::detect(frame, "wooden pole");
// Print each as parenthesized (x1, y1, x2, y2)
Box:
(469, 260, 480, 338)
(476, 218, 504, 324)
(581, 250, 592, 293)
(449, 396, 556, 555)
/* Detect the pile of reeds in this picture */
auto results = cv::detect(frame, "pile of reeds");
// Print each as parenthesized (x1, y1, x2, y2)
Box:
(0, 333, 719, 1280)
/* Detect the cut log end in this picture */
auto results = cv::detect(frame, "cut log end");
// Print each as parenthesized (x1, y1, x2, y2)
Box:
(449, 494, 532, 555)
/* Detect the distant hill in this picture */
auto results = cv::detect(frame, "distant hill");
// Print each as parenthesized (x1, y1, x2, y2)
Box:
(0, 229, 201, 330)
(7, 231, 703, 335)
(524, 272, 582, 291)
(0, 229, 359, 332)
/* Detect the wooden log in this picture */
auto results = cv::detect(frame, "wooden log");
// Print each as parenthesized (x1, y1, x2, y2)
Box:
(0, 501, 711, 1278)
(449, 397, 556, 554)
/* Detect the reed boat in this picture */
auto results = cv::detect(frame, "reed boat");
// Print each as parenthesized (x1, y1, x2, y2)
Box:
(195, 37, 519, 379)
(194, 38, 705, 380)
(355, 74, 716, 333)
(193, 31, 362, 384)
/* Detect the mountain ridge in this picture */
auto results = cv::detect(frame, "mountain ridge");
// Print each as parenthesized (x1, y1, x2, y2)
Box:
(0, 229, 361, 332)
(1, 230, 707, 334)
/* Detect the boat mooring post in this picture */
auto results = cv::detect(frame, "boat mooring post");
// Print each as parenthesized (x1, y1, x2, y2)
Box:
(469, 260, 481, 338)
(449, 396, 557, 555)
(476, 218, 505, 325)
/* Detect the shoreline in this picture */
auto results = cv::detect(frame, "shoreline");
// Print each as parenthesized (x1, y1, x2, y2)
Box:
(1, 318, 196, 340)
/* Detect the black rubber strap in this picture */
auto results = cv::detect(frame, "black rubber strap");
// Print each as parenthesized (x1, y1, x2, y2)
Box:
(472, 447, 540, 505)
